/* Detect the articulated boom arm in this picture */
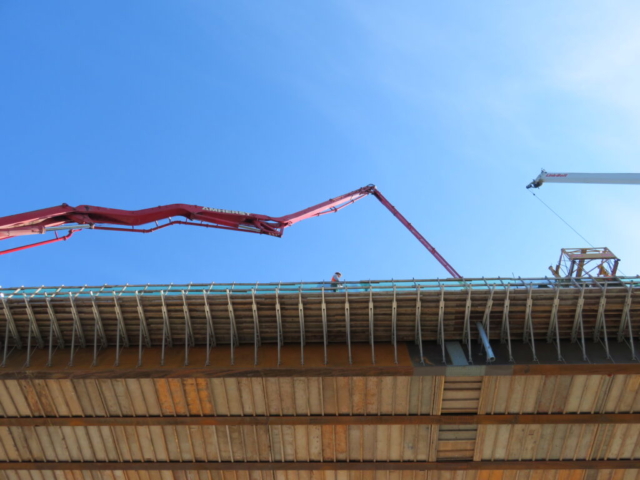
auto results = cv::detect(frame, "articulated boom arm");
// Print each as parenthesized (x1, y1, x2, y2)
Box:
(527, 169, 640, 189)
(0, 185, 461, 278)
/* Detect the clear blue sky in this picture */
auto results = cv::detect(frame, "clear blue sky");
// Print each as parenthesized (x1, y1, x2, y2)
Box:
(2, 1, 640, 287)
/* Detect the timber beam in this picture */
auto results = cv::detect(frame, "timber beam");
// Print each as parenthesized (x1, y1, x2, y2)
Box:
(2, 461, 640, 471)
(3, 345, 640, 378)
(2, 413, 639, 427)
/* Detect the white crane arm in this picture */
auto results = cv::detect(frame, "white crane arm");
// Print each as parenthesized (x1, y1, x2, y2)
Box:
(527, 169, 640, 189)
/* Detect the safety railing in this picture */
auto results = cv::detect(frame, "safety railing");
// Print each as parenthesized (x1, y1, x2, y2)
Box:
(2, 275, 640, 299)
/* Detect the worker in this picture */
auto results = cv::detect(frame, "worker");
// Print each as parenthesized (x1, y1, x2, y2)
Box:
(331, 272, 343, 292)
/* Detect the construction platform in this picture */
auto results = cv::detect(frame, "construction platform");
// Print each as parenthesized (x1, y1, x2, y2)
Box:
(0, 277, 639, 480)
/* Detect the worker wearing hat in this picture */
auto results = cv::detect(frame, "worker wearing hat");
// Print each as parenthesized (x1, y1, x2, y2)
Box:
(331, 272, 342, 292)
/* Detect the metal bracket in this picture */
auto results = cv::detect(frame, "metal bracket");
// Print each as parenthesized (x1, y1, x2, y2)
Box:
(22, 294, 44, 349)
(546, 286, 563, 362)
(500, 285, 514, 362)
(275, 287, 283, 366)
(594, 286, 611, 359)
(391, 286, 398, 365)
(415, 285, 425, 366)
(112, 292, 128, 348)
(345, 287, 352, 365)
(437, 283, 446, 364)
(226, 290, 239, 365)
(182, 292, 194, 366)
(298, 287, 305, 365)
(462, 286, 472, 363)
(321, 288, 328, 365)
(1, 295, 22, 351)
(251, 289, 261, 366)
(369, 286, 375, 364)
(523, 285, 538, 362)
(616, 280, 637, 361)
(203, 288, 216, 366)
(160, 291, 172, 366)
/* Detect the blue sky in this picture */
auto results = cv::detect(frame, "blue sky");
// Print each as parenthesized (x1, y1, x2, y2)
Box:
(2, 1, 640, 287)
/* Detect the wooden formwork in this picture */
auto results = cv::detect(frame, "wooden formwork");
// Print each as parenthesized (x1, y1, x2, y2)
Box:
(0, 279, 639, 476)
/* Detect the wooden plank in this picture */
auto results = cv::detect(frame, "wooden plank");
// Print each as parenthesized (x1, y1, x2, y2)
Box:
(154, 381, 175, 417)
(80, 381, 107, 417)
(138, 380, 162, 417)
(223, 379, 244, 416)
(521, 376, 544, 414)
(364, 377, 378, 415)
(194, 379, 214, 416)
(432, 378, 445, 416)
(388, 425, 403, 460)
(321, 426, 334, 462)
(506, 377, 527, 414)
(166, 380, 188, 416)
(335, 379, 351, 415)
(209, 380, 231, 417)
(306, 378, 322, 416)
(29, 381, 58, 417)
(70, 381, 95, 417)
(264, 379, 282, 416)
(362, 425, 376, 462)
(278, 379, 296, 416)
(18, 382, 43, 418)
(111, 380, 135, 417)
(334, 425, 348, 461)
(351, 378, 365, 415)
(3, 382, 31, 418)
(180, 380, 202, 417)
(307, 425, 322, 462)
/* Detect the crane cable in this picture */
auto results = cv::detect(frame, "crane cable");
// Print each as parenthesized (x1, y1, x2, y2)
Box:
(529, 190, 628, 277)
(528, 190, 594, 247)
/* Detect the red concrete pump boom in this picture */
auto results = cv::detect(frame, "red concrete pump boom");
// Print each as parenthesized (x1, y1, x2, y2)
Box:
(0, 185, 461, 278)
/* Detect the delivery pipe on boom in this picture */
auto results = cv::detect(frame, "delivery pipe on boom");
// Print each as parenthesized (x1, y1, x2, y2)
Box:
(369, 189, 461, 278)
(0, 185, 462, 278)
(527, 169, 640, 189)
